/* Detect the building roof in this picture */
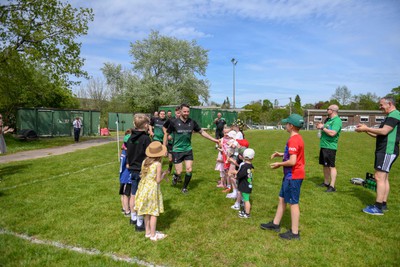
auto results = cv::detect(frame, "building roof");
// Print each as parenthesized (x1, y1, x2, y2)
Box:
(304, 109, 383, 115)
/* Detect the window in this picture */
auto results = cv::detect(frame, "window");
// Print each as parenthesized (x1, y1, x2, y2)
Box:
(340, 116, 348, 122)
(360, 116, 369, 123)
(375, 116, 385, 123)
(314, 116, 322, 122)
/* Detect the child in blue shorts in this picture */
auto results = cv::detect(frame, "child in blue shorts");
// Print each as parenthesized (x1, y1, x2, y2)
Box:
(119, 129, 132, 216)
(260, 114, 305, 240)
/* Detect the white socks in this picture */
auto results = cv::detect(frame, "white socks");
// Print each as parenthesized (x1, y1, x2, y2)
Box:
(131, 212, 137, 221)
(136, 215, 144, 227)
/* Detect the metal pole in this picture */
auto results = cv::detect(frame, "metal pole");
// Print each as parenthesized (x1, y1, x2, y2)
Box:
(231, 58, 238, 109)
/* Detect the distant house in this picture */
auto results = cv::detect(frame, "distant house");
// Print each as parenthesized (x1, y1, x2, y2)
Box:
(304, 109, 384, 130)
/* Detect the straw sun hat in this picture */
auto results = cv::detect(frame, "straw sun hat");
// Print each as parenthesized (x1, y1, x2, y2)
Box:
(145, 141, 167, 157)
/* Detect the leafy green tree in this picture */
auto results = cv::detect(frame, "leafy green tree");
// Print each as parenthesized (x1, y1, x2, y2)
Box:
(128, 30, 210, 112)
(293, 95, 303, 115)
(221, 97, 231, 109)
(387, 86, 400, 105)
(242, 102, 262, 123)
(0, 52, 78, 116)
(350, 93, 379, 110)
(262, 99, 273, 112)
(1, 0, 94, 84)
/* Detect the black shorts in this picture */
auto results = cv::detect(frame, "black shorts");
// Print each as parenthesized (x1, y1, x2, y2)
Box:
(119, 183, 132, 196)
(375, 153, 398, 173)
(167, 143, 173, 154)
(319, 148, 337, 167)
(172, 150, 194, 164)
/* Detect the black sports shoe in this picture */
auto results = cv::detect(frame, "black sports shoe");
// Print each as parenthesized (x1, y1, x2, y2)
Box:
(135, 224, 145, 232)
(181, 188, 188, 194)
(326, 186, 336, 192)
(172, 175, 178, 185)
(279, 229, 300, 240)
(318, 183, 329, 188)
(130, 219, 137, 225)
(260, 221, 281, 232)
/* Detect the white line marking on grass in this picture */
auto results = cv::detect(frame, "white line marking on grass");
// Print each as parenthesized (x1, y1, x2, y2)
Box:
(0, 162, 115, 191)
(0, 228, 165, 267)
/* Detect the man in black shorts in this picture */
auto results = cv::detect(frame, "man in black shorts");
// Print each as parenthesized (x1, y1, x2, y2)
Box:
(356, 97, 400, 215)
(163, 106, 181, 174)
(316, 105, 342, 192)
(165, 103, 219, 193)
(214, 112, 226, 139)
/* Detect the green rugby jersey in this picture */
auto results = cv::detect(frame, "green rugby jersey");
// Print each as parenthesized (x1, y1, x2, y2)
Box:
(167, 117, 201, 152)
(320, 115, 342, 150)
(376, 110, 400, 155)
(150, 117, 166, 142)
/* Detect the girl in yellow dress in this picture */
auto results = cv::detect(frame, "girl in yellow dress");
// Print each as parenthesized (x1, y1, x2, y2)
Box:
(135, 141, 168, 241)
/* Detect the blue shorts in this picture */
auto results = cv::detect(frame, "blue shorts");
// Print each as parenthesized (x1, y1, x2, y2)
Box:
(130, 171, 141, 195)
(279, 179, 303, 204)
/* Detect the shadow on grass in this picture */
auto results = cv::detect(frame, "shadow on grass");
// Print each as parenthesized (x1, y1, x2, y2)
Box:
(168, 176, 201, 191)
(307, 176, 324, 186)
(0, 163, 32, 179)
(159, 198, 181, 231)
(345, 186, 375, 206)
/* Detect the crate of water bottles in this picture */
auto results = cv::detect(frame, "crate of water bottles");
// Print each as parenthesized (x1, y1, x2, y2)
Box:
(363, 172, 377, 192)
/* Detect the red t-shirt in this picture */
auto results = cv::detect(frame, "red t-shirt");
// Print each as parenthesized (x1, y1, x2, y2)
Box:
(283, 134, 305, 180)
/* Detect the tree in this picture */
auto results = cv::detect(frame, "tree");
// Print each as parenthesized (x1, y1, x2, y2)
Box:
(242, 102, 262, 124)
(293, 95, 303, 115)
(350, 93, 379, 110)
(262, 99, 273, 112)
(129, 30, 210, 112)
(0, 0, 94, 84)
(0, 52, 79, 116)
(331, 86, 352, 106)
(221, 97, 231, 109)
(388, 85, 400, 104)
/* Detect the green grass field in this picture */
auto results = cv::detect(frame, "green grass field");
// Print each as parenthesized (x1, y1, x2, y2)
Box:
(1, 130, 399, 266)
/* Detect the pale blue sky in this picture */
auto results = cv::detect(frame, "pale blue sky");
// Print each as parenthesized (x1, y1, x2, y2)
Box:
(72, 0, 400, 107)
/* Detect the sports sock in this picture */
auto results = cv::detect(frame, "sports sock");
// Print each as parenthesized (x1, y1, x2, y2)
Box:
(136, 215, 143, 227)
(375, 202, 383, 210)
(131, 212, 137, 221)
(183, 172, 192, 189)
(382, 201, 387, 206)
(232, 189, 237, 194)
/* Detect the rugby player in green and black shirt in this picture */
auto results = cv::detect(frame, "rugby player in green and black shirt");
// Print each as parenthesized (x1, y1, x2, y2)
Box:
(163, 106, 181, 174)
(149, 110, 167, 142)
(356, 97, 400, 215)
(165, 103, 219, 194)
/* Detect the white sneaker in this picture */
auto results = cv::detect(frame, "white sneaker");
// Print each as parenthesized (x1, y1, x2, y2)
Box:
(226, 192, 237, 199)
(231, 204, 240, 210)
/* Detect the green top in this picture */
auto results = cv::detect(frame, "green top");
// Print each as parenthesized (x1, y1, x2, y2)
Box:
(320, 115, 342, 150)
(167, 118, 201, 152)
(376, 109, 400, 154)
(150, 117, 166, 142)
(123, 134, 131, 143)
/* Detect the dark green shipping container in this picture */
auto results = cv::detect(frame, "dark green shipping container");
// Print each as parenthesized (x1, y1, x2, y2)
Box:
(17, 108, 100, 137)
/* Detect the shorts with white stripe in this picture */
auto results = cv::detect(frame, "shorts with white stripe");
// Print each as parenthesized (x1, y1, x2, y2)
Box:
(375, 153, 398, 173)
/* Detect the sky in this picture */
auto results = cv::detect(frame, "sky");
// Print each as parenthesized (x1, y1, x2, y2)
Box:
(70, 0, 400, 107)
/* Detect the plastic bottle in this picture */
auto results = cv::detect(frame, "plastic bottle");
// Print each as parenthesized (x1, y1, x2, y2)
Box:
(317, 129, 322, 138)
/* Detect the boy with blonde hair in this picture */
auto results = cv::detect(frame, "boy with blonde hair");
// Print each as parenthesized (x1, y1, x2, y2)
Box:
(126, 113, 151, 231)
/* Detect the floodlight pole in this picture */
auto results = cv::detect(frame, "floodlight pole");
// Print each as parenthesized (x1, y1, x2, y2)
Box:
(231, 58, 238, 109)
